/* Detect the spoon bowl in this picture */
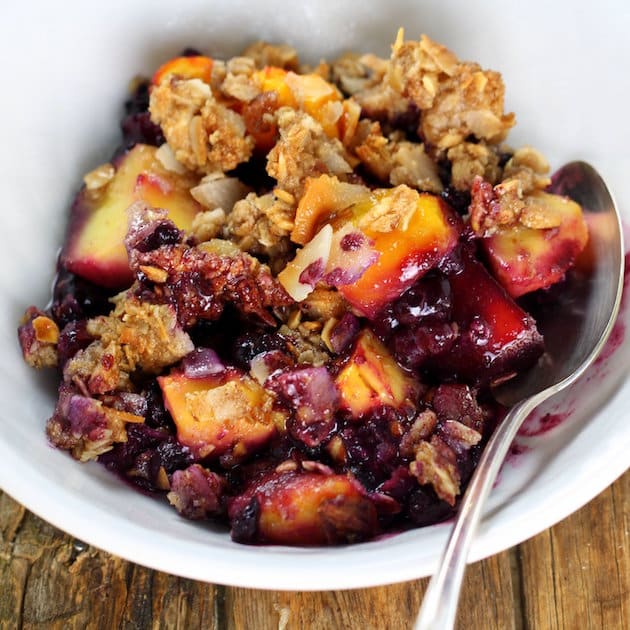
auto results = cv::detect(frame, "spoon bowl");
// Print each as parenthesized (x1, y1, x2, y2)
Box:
(495, 161, 624, 407)
(415, 161, 624, 630)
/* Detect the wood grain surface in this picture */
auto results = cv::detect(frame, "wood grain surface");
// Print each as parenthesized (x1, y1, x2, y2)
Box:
(1, 470, 627, 629)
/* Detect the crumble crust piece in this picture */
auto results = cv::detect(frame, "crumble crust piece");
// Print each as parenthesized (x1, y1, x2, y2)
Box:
(18, 308, 59, 369)
(226, 191, 295, 256)
(130, 242, 294, 327)
(241, 41, 300, 71)
(150, 77, 254, 173)
(64, 297, 193, 394)
(266, 108, 353, 198)
(352, 120, 442, 192)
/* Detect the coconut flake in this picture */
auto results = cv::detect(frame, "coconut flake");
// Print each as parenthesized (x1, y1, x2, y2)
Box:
(277, 224, 333, 301)
(191, 173, 252, 210)
(155, 143, 188, 174)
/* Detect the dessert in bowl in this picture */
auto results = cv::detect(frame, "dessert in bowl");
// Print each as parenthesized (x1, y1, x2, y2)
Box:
(2, 0, 629, 588)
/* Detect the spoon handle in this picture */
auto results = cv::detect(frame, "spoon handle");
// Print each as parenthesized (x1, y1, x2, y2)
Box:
(414, 395, 541, 630)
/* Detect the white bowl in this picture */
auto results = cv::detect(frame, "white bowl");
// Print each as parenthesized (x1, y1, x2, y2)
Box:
(1, 0, 628, 590)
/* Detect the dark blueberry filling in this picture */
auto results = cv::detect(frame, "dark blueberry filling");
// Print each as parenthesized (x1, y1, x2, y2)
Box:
(120, 80, 165, 149)
(51, 267, 116, 327)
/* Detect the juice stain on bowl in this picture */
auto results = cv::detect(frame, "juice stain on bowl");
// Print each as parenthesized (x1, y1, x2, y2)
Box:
(518, 410, 572, 438)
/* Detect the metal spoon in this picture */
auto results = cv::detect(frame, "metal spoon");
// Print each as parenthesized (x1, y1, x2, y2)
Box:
(415, 161, 624, 630)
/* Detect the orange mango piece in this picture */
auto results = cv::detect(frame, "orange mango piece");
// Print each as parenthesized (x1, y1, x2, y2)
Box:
(254, 66, 298, 108)
(335, 329, 418, 418)
(482, 191, 588, 298)
(250, 471, 378, 545)
(253, 67, 353, 139)
(61, 144, 202, 288)
(151, 55, 213, 86)
(339, 188, 460, 318)
(291, 174, 370, 245)
(158, 371, 286, 460)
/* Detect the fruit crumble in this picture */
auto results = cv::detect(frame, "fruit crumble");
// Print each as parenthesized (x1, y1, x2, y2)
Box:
(18, 30, 589, 546)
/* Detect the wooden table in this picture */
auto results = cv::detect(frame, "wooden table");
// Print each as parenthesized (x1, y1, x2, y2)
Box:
(1, 469, 627, 629)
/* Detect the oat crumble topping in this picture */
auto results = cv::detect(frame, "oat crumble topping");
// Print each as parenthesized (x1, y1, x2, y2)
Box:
(266, 108, 353, 197)
(150, 78, 254, 173)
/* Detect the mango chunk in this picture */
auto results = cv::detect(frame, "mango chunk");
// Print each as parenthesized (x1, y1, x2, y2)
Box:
(158, 370, 287, 460)
(336, 329, 418, 418)
(230, 471, 378, 545)
(339, 187, 460, 318)
(253, 67, 359, 141)
(482, 191, 589, 298)
(61, 144, 202, 288)
(254, 66, 298, 108)
(151, 55, 214, 86)
(291, 174, 369, 245)
(291, 178, 460, 317)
